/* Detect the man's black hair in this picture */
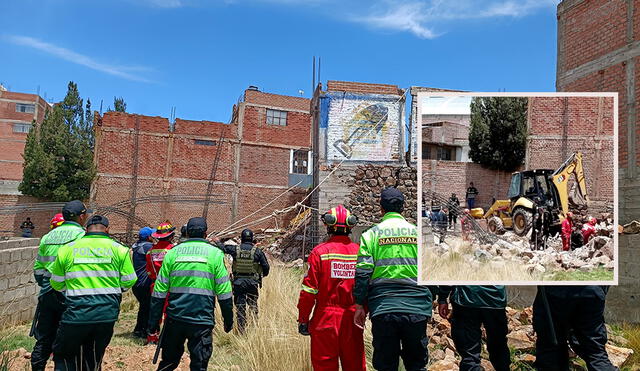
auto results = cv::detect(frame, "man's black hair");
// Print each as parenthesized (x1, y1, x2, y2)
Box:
(382, 202, 404, 213)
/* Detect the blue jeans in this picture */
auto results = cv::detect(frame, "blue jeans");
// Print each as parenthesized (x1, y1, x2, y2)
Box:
(467, 199, 475, 209)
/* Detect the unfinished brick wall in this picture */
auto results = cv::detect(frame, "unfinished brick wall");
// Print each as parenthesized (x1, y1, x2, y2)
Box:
(0, 238, 39, 329)
(557, 0, 638, 322)
(93, 89, 312, 238)
(422, 160, 514, 210)
(526, 96, 615, 209)
(0, 194, 55, 238)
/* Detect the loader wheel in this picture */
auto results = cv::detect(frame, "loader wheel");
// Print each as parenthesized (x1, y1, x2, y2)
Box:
(487, 216, 506, 235)
(512, 208, 532, 237)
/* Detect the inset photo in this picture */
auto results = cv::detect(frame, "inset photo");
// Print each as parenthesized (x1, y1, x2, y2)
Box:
(417, 92, 617, 284)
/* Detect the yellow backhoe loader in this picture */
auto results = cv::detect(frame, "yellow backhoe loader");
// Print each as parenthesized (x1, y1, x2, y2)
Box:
(482, 152, 589, 236)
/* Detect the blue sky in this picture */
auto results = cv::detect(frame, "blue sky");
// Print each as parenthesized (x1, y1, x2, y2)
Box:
(0, 0, 559, 122)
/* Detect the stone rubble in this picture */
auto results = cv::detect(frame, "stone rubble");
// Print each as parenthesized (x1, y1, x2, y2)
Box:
(427, 306, 634, 369)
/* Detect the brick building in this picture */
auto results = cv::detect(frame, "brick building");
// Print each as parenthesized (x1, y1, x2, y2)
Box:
(92, 87, 311, 237)
(0, 86, 50, 192)
(525, 95, 615, 210)
(557, 0, 638, 322)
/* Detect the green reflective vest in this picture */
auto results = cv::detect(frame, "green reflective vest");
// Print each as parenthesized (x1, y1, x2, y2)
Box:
(151, 238, 232, 325)
(354, 212, 432, 317)
(33, 221, 85, 296)
(50, 232, 137, 323)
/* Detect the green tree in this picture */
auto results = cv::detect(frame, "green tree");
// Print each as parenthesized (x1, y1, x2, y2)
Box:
(19, 82, 96, 201)
(468, 97, 528, 171)
(113, 96, 127, 112)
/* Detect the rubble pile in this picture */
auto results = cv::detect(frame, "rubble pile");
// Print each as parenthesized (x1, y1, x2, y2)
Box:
(432, 216, 615, 276)
(346, 164, 418, 224)
(427, 306, 634, 370)
(261, 210, 312, 263)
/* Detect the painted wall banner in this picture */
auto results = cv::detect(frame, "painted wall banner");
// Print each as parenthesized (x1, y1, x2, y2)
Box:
(330, 260, 356, 279)
(323, 93, 403, 162)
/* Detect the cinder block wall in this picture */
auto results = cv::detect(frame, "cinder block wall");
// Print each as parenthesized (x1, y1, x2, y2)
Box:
(0, 238, 39, 329)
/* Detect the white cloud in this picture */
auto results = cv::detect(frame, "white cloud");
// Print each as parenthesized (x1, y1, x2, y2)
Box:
(357, 2, 438, 39)
(4, 35, 155, 83)
(143, 0, 184, 7)
(353, 0, 559, 39)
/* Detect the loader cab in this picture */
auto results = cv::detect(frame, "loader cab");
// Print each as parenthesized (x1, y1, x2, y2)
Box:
(507, 170, 558, 206)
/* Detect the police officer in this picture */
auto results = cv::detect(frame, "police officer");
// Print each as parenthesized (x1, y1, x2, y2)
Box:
(297, 204, 365, 371)
(31, 200, 89, 371)
(149, 217, 233, 370)
(354, 187, 432, 371)
(50, 215, 137, 370)
(216, 228, 270, 333)
(437, 286, 510, 371)
(533, 286, 615, 371)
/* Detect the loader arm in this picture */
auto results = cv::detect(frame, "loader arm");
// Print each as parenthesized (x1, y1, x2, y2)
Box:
(550, 152, 589, 217)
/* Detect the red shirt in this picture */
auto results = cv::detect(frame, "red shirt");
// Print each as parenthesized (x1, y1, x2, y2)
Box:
(146, 240, 174, 281)
(297, 235, 359, 323)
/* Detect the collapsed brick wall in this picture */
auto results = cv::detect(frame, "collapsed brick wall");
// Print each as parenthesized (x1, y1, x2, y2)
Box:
(0, 238, 39, 329)
(556, 0, 638, 322)
(422, 160, 514, 210)
(526, 96, 614, 213)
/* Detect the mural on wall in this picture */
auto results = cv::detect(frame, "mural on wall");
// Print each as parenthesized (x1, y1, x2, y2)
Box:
(324, 94, 402, 162)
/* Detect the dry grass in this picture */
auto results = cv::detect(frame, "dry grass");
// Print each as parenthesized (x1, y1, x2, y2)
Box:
(2, 264, 378, 371)
(421, 238, 537, 282)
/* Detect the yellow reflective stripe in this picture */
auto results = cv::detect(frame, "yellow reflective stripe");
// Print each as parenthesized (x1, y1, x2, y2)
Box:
(319, 253, 357, 261)
(301, 284, 318, 294)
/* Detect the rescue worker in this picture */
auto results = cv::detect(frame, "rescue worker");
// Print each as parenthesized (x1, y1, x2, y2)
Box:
(431, 206, 447, 244)
(146, 221, 176, 284)
(297, 205, 365, 371)
(465, 182, 479, 209)
(146, 221, 176, 343)
(21, 217, 35, 237)
(148, 217, 234, 371)
(354, 187, 432, 371)
(50, 214, 137, 371)
(437, 286, 510, 371)
(50, 213, 65, 230)
(216, 229, 270, 333)
(447, 193, 460, 230)
(582, 217, 597, 245)
(131, 227, 155, 338)
(533, 286, 615, 371)
(31, 200, 89, 371)
(460, 209, 472, 241)
(561, 212, 573, 251)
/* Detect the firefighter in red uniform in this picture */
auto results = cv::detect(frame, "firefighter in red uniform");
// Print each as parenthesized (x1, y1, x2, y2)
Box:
(561, 212, 573, 251)
(145, 221, 175, 344)
(582, 216, 597, 244)
(297, 205, 366, 371)
(146, 221, 176, 283)
(49, 213, 64, 230)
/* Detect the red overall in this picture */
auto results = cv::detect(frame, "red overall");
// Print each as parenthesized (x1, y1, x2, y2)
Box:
(582, 223, 596, 244)
(561, 218, 572, 251)
(146, 240, 173, 331)
(297, 235, 366, 371)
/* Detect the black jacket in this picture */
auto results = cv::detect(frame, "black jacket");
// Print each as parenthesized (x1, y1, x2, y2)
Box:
(217, 242, 270, 284)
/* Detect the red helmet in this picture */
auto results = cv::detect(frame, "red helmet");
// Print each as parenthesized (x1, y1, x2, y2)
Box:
(589, 217, 597, 225)
(50, 213, 64, 229)
(152, 221, 176, 239)
(321, 205, 358, 232)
